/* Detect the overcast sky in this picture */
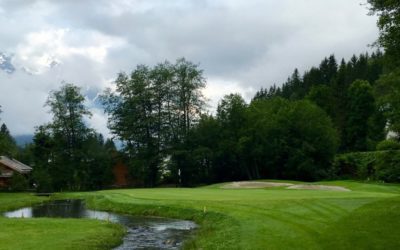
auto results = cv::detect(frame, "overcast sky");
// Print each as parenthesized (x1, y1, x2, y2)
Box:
(0, 0, 378, 137)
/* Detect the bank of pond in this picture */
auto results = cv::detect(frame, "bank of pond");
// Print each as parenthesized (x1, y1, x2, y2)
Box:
(3, 199, 197, 249)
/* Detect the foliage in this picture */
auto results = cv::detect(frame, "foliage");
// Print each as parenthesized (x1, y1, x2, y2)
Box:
(254, 52, 385, 152)
(376, 139, 400, 150)
(332, 152, 377, 180)
(245, 98, 338, 181)
(31, 84, 115, 191)
(45, 83, 92, 158)
(368, 0, 400, 67)
(101, 58, 206, 187)
(332, 150, 400, 182)
(180, 97, 338, 184)
(306, 85, 335, 117)
(375, 150, 400, 182)
(375, 68, 400, 137)
(0, 123, 18, 157)
(32, 167, 53, 193)
(345, 80, 375, 151)
(9, 173, 29, 191)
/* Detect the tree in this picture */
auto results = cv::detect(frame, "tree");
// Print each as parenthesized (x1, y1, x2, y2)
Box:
(319, 55, 338, 84)
(375, 68, 400, 139)
(173, 58, 206, 138)
(46, 83, 92, 158)
(31, 83, 115, 191)
(214, 94, 249, 180)
(0, 123, 18, 157)
(10, 173, 28, 192)
(30, 83, 108, 191)
(81, 133, 115, 190)
(102, 59, 206, 187)
(30, 125, 55, 192)
(345, 80, 375, 151)
(0, 106, 17, 156)
(306, 85, 335, 118)
(368, 0, 400, 67)
(45, 83, 93, 190)
(246, 98, 338, 181)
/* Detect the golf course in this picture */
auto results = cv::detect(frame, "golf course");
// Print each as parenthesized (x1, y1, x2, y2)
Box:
(1, 180, 399, 250)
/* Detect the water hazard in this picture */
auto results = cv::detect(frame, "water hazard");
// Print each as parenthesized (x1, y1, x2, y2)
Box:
(4, 199, 197, 249)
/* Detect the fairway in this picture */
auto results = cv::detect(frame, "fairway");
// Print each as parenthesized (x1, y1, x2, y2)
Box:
(1, 180, 400, 250)
(63, 181, 400, 249)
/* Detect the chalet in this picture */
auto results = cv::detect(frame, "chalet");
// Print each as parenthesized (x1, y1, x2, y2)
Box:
(0, 156, 32, 188)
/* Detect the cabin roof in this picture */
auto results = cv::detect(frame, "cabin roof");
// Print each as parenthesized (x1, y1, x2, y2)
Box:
(0, 156, 32, 174)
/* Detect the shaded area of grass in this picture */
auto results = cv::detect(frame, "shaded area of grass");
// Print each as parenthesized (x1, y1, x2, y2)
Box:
(320, 196, 400, 249)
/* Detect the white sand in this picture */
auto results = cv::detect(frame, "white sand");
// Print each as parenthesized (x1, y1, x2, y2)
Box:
(221, 181, 351, 191)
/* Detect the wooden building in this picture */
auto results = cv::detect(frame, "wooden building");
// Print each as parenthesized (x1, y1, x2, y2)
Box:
(113, 160, 129, 187)
(0, 156, 32, 188)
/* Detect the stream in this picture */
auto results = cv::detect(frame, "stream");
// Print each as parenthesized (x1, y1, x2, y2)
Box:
(3, 199, 197, 250)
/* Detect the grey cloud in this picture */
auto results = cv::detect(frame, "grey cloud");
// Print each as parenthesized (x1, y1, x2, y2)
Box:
(0, 0, 379, 136)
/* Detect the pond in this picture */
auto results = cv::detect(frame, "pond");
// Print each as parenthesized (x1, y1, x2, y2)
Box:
(3, 199, 197, 250)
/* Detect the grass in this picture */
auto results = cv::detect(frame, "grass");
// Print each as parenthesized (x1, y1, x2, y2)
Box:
(1, 180, 400, 249)
(0, 192, 48, 213)
(0, 193, 124, 250)
(0, 218, 124, 250)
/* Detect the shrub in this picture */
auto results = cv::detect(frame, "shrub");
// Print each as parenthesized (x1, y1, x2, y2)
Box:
(376, 139, 400, 151)
(333, 150, 400, 183)
(375, 151, 400, 182)
(10, 173, 29, 191)
(32, 168, 53, 193)
(332, 152, 376, 180)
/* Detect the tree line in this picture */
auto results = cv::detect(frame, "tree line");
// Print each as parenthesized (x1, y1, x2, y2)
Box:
(1, 0, 399, 190)
(254, 52, 386, 152)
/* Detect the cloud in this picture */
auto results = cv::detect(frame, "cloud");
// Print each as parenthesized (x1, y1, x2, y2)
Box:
(0, 0, 378, 137)
(14, 28, 126, 74)
(204, 78, 255, 111)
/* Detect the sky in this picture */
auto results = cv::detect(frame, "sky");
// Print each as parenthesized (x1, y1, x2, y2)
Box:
(0, 0, 379, 138)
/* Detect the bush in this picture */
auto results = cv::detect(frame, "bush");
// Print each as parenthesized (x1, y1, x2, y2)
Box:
(32, 168, 53, 193)
(332, 152, 376, 180)
(375, 151, 400, 182)
(376, 139, 400, 151)
(333, 150, 400, 183)
(10, 173, 29, 191)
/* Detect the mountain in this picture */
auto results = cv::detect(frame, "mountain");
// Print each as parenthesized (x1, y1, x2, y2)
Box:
(0, 52, 16, 74)
(14, 134, 33, 147)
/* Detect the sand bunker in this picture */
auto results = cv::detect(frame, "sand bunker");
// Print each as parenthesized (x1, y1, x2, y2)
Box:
(222, 181, 351, 191)
(286, 184, 350, 192)
(222, 181, 293, 189)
